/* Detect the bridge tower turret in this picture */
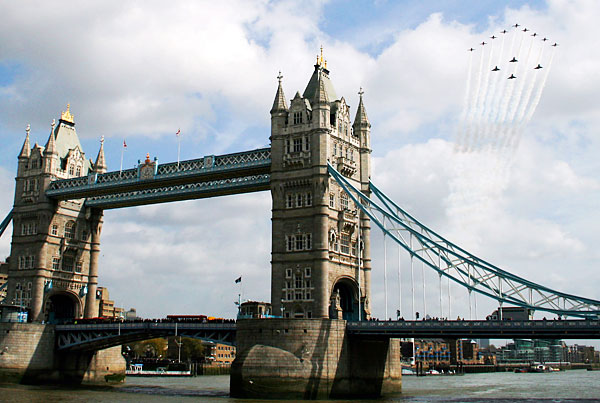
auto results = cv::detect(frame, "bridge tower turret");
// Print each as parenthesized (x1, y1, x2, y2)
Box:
(6, 105, 105, 322)
(270, 53, 372, 320)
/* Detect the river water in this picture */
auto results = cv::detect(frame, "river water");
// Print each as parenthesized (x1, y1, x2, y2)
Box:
(1, 370, 599, 402)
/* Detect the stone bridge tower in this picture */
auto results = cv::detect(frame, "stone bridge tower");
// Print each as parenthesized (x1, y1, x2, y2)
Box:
(6, 106, 106, 322)
(270, 53, 372, 320)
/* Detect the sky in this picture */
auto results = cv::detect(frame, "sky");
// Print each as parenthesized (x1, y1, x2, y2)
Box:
(1, 0, 599, 342)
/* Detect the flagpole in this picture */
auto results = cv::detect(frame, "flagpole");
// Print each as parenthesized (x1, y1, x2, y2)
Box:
(176, 129, 181, 169)
(120, 140, 125, 177)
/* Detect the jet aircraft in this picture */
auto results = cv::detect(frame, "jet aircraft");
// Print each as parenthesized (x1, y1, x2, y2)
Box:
(552, 43, 558, 47)
(522, 28, 529, 32)
(490, 35, 497, 39)
(531, 33, 537, 37)
(542, 37, 548, 41)
(534, 64, 543, 69)
(480, 41, 487, 46)
(492, 66, 500, 71)
(508, 74, 516, 79)
(501, 29, 508, 34)
(509, 57, 518, 62)
(468, 47, 475, 51)
(513, 23, 520, 28)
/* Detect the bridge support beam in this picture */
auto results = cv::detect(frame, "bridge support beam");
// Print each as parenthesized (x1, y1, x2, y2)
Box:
(230, 319, 402, 399)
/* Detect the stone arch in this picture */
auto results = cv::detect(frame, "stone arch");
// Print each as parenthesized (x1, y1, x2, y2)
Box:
(45, 289, 82, 324)
(330, 276, 360, 321)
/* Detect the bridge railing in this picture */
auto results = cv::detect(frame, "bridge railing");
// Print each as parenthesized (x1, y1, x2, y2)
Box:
(46, 147, 271, 198)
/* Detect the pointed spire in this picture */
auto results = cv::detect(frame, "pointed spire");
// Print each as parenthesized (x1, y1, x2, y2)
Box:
(19, 124, 31, 158)
(313, 69, 329, 104)
(270, 71, 288, 113)
(94, 136, 107, 173)
(44, 119, 57, 155)
(353, 87, 370, 128)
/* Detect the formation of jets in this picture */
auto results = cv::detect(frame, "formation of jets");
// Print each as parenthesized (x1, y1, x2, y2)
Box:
(466, 25, 558, 78)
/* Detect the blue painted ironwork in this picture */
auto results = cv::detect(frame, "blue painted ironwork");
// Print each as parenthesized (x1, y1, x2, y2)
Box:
(55, 322, 236, 351)
(86, 174, 270, 209)
(46, 147, 271, 202)
(347, 319, 600, 339)
(0, 209, 12, 238)
(328, 163, 600, 319)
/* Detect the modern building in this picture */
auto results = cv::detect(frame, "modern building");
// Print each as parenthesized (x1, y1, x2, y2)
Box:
(205, 342, 236, 364)
(270, 50, 372, 320)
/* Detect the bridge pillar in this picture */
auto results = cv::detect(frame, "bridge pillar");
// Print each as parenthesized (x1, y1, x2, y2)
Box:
(230, 319, 402, 399)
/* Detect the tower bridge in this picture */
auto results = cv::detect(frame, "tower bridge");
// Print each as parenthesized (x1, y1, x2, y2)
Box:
(1, 53, 599, 397)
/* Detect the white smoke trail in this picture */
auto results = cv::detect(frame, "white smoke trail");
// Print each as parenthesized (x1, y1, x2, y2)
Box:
(472, 37, 496, 150)
(463, 44, 486, 152)
(523, 46, 555, 124)
(455, 50, 475, 152)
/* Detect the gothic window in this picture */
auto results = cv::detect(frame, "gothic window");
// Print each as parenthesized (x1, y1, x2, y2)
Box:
(333, 143, 337, 156)
(293, 138, 302, 152)
(305, 279, 311, 288)
(286, 236, 294, 252)
(51, 224, 58, 236)
(340, 192, 349, 210)
(76, 166, 82, 176)
(329, 193, 335, 208)
(305, 267, 311, 277)
(296, 194, 303, 207)
(286, 194, 293, 208)
(285, 139, 290, 154)
(304, 136, 310, 151)
(68, 165, 74, 176)
(340, 233, 351, 255)
(75, 261, 83, 272)
(307, 311, 312, 318)
(286, 268, 292, 278)
(26, 256, 34, 269)
(304, 233, 312, 250)
(352, 241, 357, 256)
(305, 291, 311, 300)
(295, 292, 303, 300)
(295, 276, 302, 289)
(64, 221, 76, 240)
(52, 257, 60, 270)
(81, 229, 88, 241)
(293, 111, 303, 125)
(305, 192, 312, 206)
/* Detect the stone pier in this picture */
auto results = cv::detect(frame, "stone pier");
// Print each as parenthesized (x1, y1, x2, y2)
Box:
(0, 323, 125, 384)
(230, 318, 402, 399)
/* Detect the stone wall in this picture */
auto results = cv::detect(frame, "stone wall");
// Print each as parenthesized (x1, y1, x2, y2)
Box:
(0, 322, 125, 384)
(231, 318, 401, 399)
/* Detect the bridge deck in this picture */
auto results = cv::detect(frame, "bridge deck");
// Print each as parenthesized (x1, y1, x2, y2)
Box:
(46, 148, 271, 209)
(55, 319, 600, 352)
(347, 319, 600, 339)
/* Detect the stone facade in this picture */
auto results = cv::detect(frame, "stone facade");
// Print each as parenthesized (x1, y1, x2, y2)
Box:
(231, 318, 401, 399)
(5, 106, 106, 322)
(270, 55, 372, 320)
(0, 322, 125, 384)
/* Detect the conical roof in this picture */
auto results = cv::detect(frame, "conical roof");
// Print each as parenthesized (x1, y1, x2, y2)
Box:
(94, 137, 107, 172)
(19, 125, 31, 158)
(312, 71, 329, 104)
(353, 88, 370, 128)
(270, 72, 288, 113)
(303, 65, 337, 101)
(44, 120, 57, 155)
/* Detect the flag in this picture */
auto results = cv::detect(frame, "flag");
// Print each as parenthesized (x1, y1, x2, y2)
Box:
(235, 276, 242, 283)
(123, 139, 127, 148)
(176, 129, 181, 137)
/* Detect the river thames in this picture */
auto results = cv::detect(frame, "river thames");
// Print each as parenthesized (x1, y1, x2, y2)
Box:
(1, 370, 599, 401)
